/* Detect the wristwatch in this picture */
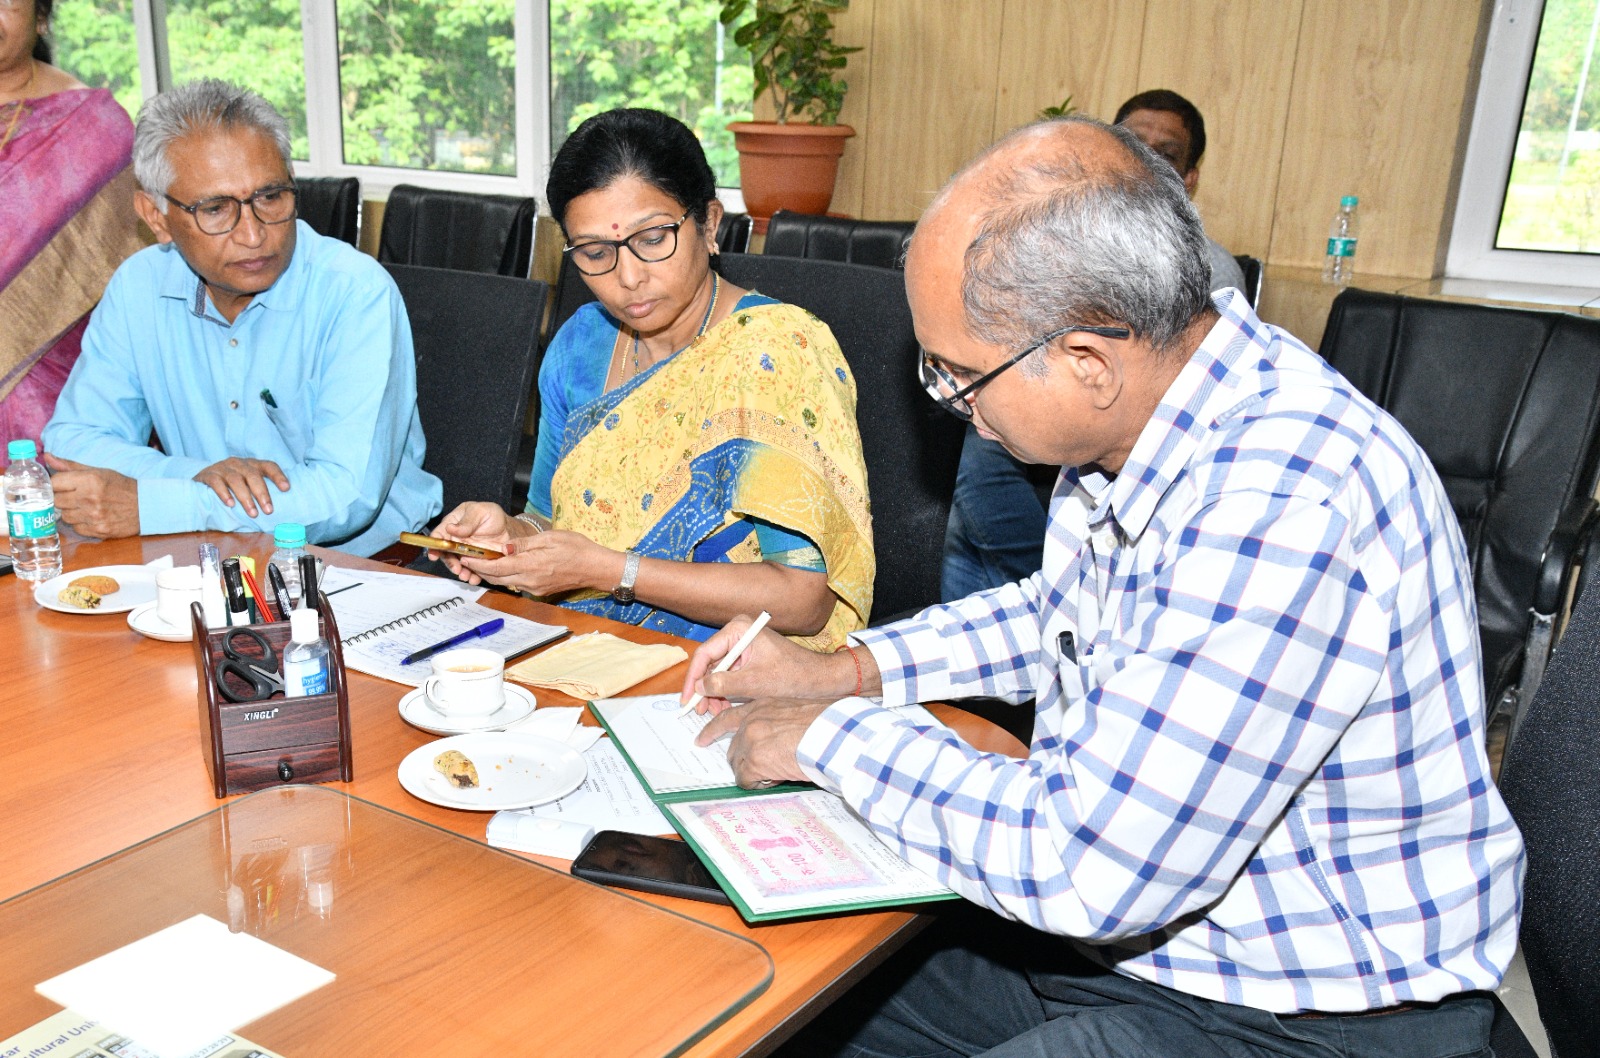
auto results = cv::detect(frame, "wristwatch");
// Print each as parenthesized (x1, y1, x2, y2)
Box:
(612, 549, 641, 605)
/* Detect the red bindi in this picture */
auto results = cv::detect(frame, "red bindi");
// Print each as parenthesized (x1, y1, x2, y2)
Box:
(611, 223, 620, 230)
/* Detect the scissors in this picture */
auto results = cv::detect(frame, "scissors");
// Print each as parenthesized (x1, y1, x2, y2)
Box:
(214, 628, 286, 703)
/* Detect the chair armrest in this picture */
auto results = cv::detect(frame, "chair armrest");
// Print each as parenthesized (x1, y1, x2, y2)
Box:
(1535, 494, 1599, 617)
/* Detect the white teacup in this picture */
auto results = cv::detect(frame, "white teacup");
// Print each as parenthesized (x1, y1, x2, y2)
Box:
(422, 647, 505, 717)
(155, 565, 206, 629)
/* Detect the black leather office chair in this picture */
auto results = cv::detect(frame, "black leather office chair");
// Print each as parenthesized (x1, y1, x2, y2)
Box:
(294, 176, 360, 247)
(763, 210, 915, 271)
(1233, 254, 1263, 307)
(717, 211, 753, 255)
(378, 185, 537, 278)
(1491, 573, 1600, 1058)
(526, 252, 962, 624)
(384, 263, 547, 515)
(1319, 289, 1600, 739)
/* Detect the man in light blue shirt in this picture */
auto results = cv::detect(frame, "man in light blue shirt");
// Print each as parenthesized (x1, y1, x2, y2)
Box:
(42, 79, 440, 555)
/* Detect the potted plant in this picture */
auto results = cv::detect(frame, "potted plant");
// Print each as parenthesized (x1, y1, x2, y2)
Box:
(721, 0, 861, 232)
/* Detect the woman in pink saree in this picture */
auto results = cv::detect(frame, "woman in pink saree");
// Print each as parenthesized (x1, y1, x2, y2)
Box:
(0, 0, 142, 448)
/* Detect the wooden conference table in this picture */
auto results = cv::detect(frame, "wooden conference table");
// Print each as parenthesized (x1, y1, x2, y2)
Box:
(0, 531, 1025, 1056)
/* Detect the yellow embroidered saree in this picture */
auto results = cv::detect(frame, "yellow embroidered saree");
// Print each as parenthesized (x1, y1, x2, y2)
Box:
(541, 299, 873, 650)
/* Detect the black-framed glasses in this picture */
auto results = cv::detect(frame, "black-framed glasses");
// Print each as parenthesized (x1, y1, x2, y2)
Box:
(562, 208, 694, 276)
(165, 185, 298, 236)
(919, 322, 1132, 421)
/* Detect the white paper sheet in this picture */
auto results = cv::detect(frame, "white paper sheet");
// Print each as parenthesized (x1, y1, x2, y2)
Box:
(590, 694, 740, 794)
(488, 737, 671, 848)
(36, 914, 334, 1058)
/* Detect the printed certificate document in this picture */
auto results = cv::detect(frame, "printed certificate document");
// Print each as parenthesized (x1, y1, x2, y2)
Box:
(664, 790, 958, 922)
(589, 694, 958, 921)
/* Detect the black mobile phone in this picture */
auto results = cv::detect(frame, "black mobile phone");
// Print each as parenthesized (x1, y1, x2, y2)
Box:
(570, 831, 732, 905)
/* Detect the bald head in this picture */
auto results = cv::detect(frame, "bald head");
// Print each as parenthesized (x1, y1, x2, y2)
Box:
(909, 116, 1213, 356)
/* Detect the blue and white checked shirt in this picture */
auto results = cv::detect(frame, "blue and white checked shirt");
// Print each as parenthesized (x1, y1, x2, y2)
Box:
(798, 290, 1525, 1013)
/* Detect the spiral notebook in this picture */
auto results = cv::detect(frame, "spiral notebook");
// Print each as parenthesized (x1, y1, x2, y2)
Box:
(319, 567, 567, 687)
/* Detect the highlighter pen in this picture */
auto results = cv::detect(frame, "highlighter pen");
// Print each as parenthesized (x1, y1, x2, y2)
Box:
(221, 558, 251, 627)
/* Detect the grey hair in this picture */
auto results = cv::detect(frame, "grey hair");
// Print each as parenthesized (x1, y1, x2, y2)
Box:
(956, 116, 1212, 362)
(133, 79, 293, 210)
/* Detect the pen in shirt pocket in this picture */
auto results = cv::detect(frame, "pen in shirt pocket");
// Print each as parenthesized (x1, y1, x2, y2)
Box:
(260, 388, 278, 409)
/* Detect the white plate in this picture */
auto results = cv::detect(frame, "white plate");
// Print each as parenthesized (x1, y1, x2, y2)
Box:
(34, 565, 160, 615)
(398, 683, 537, 735)
(127, 602, 192, 643)
(398, 732, 587, 811)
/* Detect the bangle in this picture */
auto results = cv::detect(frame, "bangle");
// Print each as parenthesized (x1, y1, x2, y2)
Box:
(842, 643, 863, 697)
(514, 512, 545, 533)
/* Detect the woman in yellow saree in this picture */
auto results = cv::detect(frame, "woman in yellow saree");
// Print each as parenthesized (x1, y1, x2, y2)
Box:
(433, 109, 873, 650)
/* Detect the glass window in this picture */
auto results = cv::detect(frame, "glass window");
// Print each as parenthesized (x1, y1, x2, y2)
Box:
(49, 0, 141, 119)
(548, 0, 753, 186)
(335, 0, 518, 175)
(164, 0, 309, 161)
(1450, 0, 1600, 285)
(1498, 0, 1600, 253)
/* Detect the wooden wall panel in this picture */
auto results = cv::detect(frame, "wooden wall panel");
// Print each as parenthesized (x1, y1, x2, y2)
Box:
(1134, 0, 1303, 260)
(827, 0, 877, 220)
(1270, 0, 1486, 276)
(990, 0, 1147, 137)
(856, 0, 1007, 220)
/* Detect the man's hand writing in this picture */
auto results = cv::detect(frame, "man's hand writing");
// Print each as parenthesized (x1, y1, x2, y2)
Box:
(40, 455, 140, 539)
(694, 697, 833, 788)
(680, 614, 871, 715)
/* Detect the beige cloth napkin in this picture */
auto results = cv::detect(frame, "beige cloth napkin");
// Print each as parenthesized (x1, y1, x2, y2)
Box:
(506, 631, 688, 699)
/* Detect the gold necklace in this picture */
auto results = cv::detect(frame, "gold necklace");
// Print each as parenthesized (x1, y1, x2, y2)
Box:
(630, 272, 720, 378)
(0, 61, 37, 154)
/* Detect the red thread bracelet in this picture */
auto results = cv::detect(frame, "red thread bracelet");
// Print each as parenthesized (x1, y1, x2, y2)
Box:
(843, 644, 863, 697)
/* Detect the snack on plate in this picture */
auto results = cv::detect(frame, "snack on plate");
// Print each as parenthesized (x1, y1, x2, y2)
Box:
(57, 585, 104, 609)
(433, 749, 480, 789)
(69, 574, 120, 596)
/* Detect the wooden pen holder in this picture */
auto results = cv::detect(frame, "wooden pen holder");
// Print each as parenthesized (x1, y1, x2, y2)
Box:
(192, 591, 354, 799)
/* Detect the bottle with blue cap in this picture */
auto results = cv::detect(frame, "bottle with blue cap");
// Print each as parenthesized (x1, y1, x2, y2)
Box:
(1322, 195, 1360, 287)
(269, 522, 309, 608)
(5, 439, 62, 582)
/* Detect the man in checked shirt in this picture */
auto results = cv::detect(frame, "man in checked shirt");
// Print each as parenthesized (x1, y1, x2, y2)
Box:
(681, 116, 1524, 1058)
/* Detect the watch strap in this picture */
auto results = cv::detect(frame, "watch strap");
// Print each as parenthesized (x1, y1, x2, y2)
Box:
(613, 549, 641, 604)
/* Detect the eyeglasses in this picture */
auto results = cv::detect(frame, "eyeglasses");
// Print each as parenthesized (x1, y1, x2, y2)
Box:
(164, 185, 297, 236)
(919, 322, 1132, 421)
(562, 208, 694, 277)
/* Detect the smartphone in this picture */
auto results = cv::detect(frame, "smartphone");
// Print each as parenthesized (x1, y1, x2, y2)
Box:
(397, 532, 505, 560)
(570, 831, 732, 905)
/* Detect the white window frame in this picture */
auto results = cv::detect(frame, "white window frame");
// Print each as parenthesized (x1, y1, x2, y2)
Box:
(130, 0, 547, 200)
(1448, 0, 1600, 286)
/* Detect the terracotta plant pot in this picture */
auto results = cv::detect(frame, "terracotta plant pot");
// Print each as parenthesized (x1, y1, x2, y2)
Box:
(729, 121, 856, 234)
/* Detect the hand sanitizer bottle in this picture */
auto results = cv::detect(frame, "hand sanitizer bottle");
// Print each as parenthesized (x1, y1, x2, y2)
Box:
(284, 608, 330, 697)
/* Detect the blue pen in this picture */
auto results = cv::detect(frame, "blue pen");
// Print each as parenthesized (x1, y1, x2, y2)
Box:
(399, 618, 506, 665)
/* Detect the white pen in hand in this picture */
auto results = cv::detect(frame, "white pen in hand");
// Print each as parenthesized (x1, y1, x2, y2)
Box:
(678, 610, 773, 717)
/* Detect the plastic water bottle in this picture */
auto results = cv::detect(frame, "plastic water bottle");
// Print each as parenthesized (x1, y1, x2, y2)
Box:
(269, 522, 308, 608)
(5, 439, 62, 582)
(283, 608, 330, 697)
(1323, 195, 1360, 286)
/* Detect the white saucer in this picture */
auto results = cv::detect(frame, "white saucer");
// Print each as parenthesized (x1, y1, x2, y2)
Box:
(34, 564, 160, 615)
(397, 732, 587, 811)
(127, 602, 192, 643)
(398, 682, 537, 735)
